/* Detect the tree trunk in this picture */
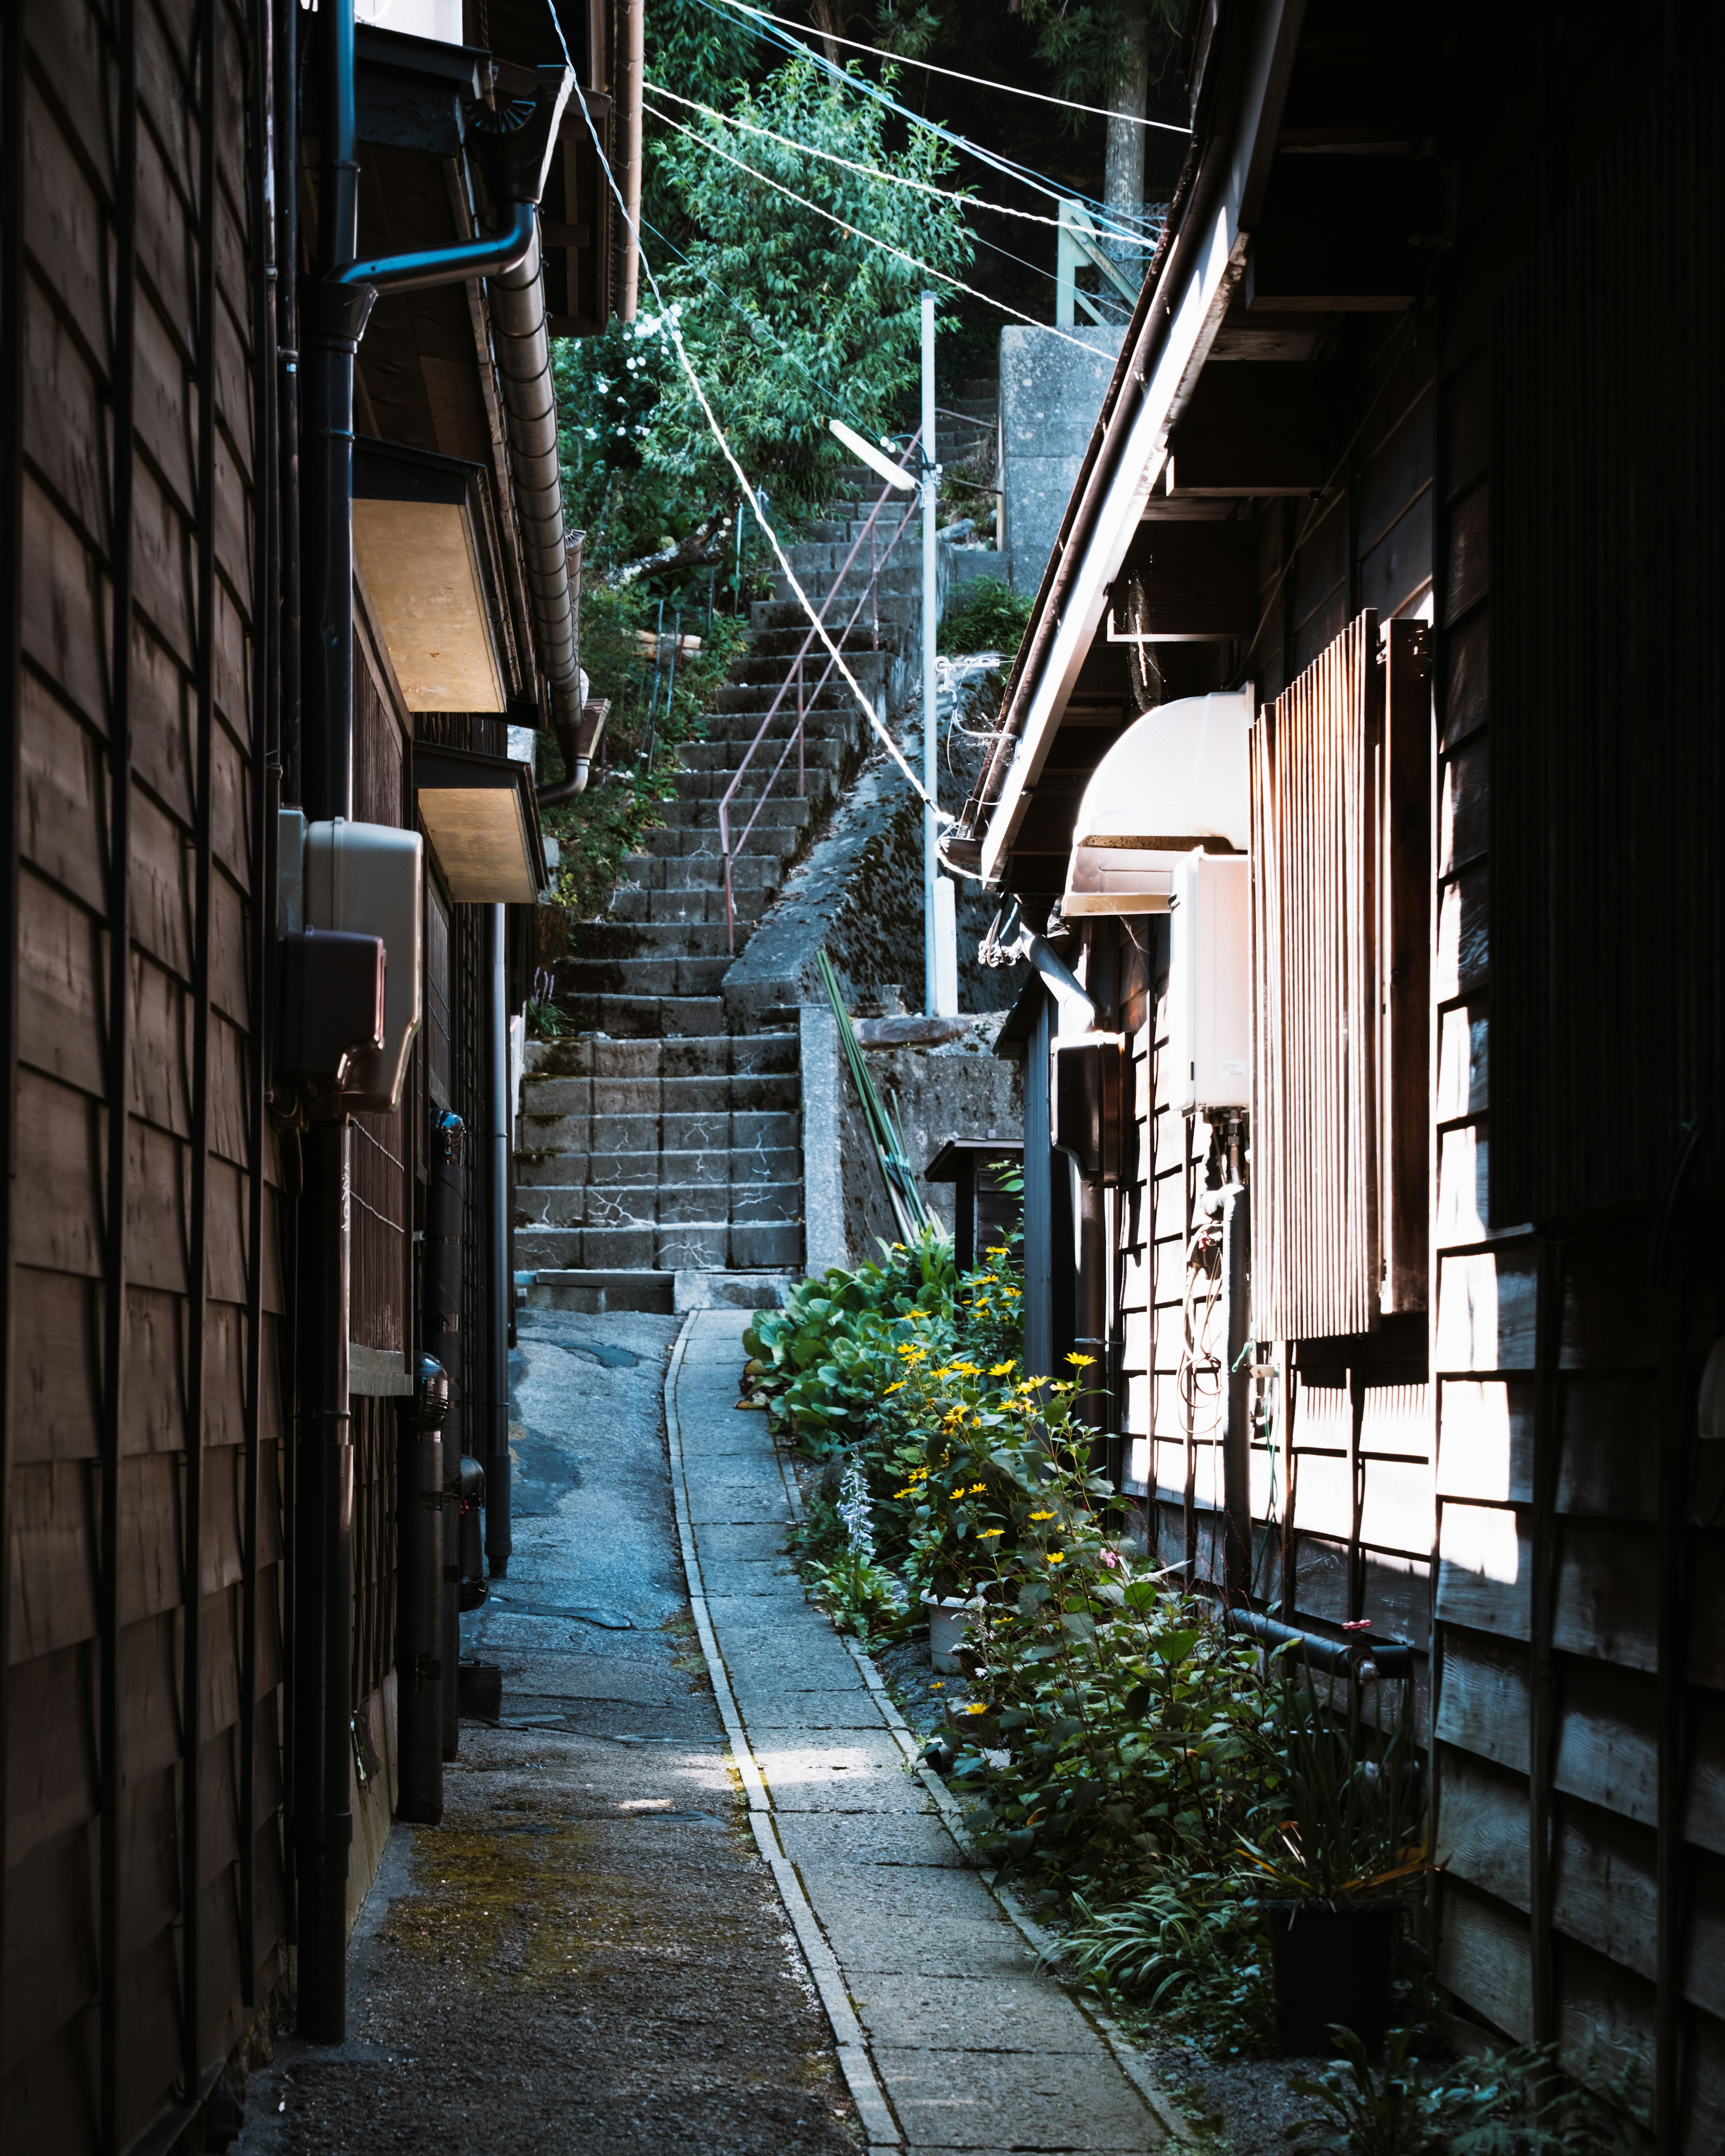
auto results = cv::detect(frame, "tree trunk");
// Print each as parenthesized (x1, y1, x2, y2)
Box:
(1103, 5, 1151, 292)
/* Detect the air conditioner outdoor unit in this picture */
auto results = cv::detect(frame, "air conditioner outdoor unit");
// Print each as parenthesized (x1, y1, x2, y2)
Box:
(1168, 849, 1250, 1113)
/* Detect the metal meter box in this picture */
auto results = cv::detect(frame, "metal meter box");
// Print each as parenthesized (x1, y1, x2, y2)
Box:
(301, 818, 425, 1113)
(1168, 849, 1251, 1113)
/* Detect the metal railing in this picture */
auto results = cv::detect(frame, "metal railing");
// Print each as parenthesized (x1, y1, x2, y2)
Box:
(717, 449, 920, 950)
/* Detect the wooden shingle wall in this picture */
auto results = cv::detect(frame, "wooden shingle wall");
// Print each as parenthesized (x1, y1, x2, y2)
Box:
(4, 0, 283, 2145)
(1428, 36, 1725, 2138)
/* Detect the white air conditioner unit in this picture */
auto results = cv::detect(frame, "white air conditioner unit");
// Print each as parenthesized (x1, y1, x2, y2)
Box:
(1062, 688, 1253, 916)
(1168, 849, 1250, 1113)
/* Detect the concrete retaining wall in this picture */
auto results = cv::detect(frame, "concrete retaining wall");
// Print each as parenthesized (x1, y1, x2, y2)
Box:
(999, 325, 1124, 593)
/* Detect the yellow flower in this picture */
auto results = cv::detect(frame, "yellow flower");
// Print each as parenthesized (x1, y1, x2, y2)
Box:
(989, 1361, 1017, 1377)
(891, 1489, 913, 1500)
(1047, 1552, 1066, 1565)
(978, 1528, 1004, 1539)
(966, 1483, 987, 1496)
(1029, 1510, 1056, 1521)
(931, 1681, 945, 1690)
(884, 1380, 907, 1394)
(1066, 1352, 1096, 1367)
(965, 1703, 988, 1715)
(951, 1361, 981, 1374)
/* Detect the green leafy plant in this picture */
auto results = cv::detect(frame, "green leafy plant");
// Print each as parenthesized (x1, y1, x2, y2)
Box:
(804, 1549, 915, 1650)
(938, 574, 1033, 658)
(1286, 2029, 1647, 2156)
(536, 583, 748, 922)
(1063, 1869, 1276, 2053)
(1242, 1660, 1425, 1902)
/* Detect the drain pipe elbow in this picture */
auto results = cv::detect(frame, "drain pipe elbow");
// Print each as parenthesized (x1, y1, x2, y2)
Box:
(537, 696, 610, 807)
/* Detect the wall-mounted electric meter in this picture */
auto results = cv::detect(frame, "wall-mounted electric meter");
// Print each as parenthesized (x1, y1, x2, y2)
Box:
(279, 812, 424, 1115)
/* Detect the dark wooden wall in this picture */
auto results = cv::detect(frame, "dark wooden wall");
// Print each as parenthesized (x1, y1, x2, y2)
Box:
(3, 0, 284, 2145)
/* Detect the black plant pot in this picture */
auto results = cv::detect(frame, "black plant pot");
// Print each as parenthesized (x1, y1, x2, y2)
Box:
(1262, 1898, 1398, 2057)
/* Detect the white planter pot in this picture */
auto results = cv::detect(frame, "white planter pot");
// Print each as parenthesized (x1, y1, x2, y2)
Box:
(923, 1595, 982, 1674)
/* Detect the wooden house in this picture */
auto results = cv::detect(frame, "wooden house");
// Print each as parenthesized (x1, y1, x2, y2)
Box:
(0, 0, 627, 2143)
(958, 1, 1723, 2140)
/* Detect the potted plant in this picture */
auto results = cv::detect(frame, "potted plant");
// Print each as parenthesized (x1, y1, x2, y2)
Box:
(1243, 1655, 1427, 2059)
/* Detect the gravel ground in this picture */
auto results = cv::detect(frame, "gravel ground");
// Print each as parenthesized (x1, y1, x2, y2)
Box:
(231, 1311, 856, 2156)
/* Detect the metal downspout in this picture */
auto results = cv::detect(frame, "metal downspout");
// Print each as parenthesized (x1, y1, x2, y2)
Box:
(615, 0, 643, 322)
(292, 45, 569, 2044)
(485, 225, 590, 798)
(483, 906, 512, 1580)
(294, 0, 363, 2048)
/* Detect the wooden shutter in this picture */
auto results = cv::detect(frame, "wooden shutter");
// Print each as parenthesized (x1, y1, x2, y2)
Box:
(1249, 613, 1430, 1342)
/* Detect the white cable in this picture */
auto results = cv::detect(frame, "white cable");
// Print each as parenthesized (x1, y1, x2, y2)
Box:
(644, 76, 1156, 251)
(569, 88, 947, 817)
(707, 0, 1191, 134)
(651, 108, 1110, 353)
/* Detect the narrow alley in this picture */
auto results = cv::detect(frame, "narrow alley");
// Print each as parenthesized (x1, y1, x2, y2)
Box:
(234, 1311, 1173, 2156)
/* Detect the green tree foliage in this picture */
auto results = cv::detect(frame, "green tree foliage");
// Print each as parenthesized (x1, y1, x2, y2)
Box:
(557, 44, 973, 581)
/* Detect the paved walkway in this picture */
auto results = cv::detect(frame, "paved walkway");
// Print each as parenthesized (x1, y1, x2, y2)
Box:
(668, 1308, 1180, 2155)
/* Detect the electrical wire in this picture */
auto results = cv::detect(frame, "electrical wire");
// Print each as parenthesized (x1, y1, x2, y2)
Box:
(686, 0, 1134, 228)
(565, 75, 947, 817)
(704, 0, 1191, 134)
(649, 107, 1110, 352)
(646, 90, 1078, 296)
(643, 75, 1158, 252)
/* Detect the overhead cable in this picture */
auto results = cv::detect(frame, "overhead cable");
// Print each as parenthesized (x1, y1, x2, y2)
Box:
(705, 0, 1191, 134)
(650, 108, 1112, 351)
(686, 0, 1131, 227)
(567, 82, 948, 817)
(643, 76, 1156, 252)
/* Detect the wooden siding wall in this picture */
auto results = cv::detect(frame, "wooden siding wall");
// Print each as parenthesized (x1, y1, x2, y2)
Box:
(1488, 45, 1722, 1228)
(4, 0, 284, 2144)
(1428, 33, 1725, 2142)
(1128, 335, 1438, 1666)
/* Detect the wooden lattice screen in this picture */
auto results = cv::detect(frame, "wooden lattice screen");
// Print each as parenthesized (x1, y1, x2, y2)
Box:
(1250, 611, 1431, 1344)
(1250, 612, 1382, 1342)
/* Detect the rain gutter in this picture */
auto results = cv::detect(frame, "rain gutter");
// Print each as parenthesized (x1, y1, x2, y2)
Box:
(962, 0, 1308, 885)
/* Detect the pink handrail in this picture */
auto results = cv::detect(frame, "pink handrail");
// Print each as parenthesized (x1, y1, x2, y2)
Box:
(717, 446, 921, 950)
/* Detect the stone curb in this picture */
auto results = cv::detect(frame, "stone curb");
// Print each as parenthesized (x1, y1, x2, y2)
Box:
(772, 1400, 1194, 2147)
(663, 1315, 904, 2151)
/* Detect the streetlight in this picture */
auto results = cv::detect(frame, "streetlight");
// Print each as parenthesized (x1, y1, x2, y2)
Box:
(825, 292, 951, 1016)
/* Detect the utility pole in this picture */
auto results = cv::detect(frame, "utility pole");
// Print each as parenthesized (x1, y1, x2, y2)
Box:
(921, 291, 939, 1016)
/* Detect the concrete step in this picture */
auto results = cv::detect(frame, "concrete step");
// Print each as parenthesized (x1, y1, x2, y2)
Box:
(655, 793, 810, 833)
(517, 1178, 802, 1230)
(519, 1221, 803, 1273)
(676, 735, 846, 775)
(619, 854, 778, 892)
(554, 954, 731, 998)
(522, 1032, 796, 1082)
(547, 991, 726, 1038)
(634, 825, 796, 863)
(606, 884, 769, 929)
(522, 1268, 794, 1315)
(562, 920, 734, 960)
(516, 1144, 802, 1200)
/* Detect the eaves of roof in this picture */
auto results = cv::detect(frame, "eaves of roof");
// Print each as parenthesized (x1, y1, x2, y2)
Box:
(962, 0, 1308, 886)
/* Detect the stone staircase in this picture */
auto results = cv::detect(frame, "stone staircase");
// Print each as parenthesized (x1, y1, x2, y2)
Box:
(514, 385, 1000, 1316)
